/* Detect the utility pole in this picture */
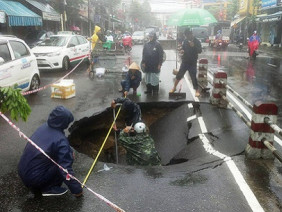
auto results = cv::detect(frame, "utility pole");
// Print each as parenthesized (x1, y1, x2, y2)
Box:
(88, 0, 91, 36)
(63, 0, 67, 31)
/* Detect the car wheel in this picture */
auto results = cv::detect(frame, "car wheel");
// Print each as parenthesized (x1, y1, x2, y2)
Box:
(62, 57, 70, 71)
(89, 71, 95, 80)
(29, 75, 40, 94)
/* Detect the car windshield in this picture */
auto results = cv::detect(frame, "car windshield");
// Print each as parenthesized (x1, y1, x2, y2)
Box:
(38, 36, 68, 47)
(133, 31, 144, 36)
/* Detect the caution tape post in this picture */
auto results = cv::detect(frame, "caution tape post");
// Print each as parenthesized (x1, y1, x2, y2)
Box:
(198, 58, 208, 89)
(210, 71, 227, 108)
(245, 102, 278, 159)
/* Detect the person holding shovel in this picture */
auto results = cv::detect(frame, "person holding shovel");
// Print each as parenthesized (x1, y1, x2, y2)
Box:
(170, 28, 202, 97)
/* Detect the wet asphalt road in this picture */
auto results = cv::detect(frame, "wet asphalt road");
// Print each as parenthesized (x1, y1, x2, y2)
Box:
(0, 42, 282, 212)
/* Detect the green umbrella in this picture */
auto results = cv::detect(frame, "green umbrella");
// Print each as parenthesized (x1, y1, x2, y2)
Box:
(167, 8, 217, 26)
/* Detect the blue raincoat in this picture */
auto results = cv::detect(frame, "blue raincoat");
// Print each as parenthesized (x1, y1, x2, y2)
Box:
(18, 106, 82, 195)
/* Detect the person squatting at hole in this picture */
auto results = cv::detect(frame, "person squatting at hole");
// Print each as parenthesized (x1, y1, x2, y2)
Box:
(111, 98, 161, 165)
(111, 97, 142, 133)
(119, 62, 142, 97)
(18, 106, 83, 197)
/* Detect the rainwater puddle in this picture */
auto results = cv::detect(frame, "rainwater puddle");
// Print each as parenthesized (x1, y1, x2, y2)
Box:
(170, 173, 208, 187)
(68, 101, 189, 166)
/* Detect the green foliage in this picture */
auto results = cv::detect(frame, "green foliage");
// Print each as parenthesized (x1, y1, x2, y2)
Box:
(128, 0, 159, 27)
(0, 87, 31, 122)
(227, 0, 239, 20)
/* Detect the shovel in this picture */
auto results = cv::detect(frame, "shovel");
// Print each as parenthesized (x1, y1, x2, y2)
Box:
(168, 81, 186, 99)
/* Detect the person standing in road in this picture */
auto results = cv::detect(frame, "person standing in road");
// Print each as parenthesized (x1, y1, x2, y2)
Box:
(249, 31, 261, 43)
(141, 31, 164, 95)
(119, 62, 142, 96)
(170, 28, 202, 97)
(18, 106, 83, 197)
(88, 25, 106, 72)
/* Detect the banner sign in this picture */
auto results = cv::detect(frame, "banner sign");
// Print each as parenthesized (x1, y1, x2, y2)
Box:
(43, 12, 60, 22)
(261, 0, 276, 8)
(238, 0, 248, 15)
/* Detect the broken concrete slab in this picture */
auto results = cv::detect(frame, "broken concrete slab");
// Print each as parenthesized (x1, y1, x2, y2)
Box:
(150, 104, 190, 165)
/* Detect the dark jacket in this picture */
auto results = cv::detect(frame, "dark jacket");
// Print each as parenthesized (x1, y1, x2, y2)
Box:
(123, 69, 142, 91)
(142, 40, 163, 73)
(18, 106, 82, 195)
(181, 37, 202, 65)
(114, 97, 141, 126)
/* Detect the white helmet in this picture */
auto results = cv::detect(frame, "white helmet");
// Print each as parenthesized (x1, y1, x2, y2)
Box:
(134, 122, 146, 133)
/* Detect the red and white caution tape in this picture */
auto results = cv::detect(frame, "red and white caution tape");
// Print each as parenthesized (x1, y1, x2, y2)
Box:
(0, 112, 125, 212)
(22, 58, 84, 96)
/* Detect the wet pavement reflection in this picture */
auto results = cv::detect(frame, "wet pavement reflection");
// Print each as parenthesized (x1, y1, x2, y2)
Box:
(205, 47, 282, 126)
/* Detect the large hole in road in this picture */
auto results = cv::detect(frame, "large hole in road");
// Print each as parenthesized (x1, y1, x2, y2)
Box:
(68, 101, 191, 166)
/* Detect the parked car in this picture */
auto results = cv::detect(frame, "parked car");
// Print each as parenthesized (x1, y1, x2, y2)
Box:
(24, 30, 54, 48)
(0, 35, 40, 92)
(145, 26, 160, 38)
(57, 31, 76, 35)
(132, 31, 145, 44)
(31, 34, 90, 71)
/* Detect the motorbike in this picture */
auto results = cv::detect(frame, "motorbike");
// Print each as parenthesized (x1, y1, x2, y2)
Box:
(214, 38, 223, 49)
(122, 35, 132, 54)
(236, 36, 244, 51)
(248, 39, 259, 60)
(238, 42, 243, 50)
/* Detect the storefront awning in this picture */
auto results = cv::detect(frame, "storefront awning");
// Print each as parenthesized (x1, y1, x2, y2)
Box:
(25, 0, 60, 22)
(231, 16, 246, 27)
(0, 0, 42, 26)
(256, 11, 282, 23)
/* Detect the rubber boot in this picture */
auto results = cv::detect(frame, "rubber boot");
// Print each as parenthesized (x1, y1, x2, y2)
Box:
(144, 84, 152, 94)
(152, 84, 159, 94)
(133, 87, 137, 95)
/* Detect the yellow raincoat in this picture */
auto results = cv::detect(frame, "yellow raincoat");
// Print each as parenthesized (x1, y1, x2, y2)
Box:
(91, 25, 101, 50)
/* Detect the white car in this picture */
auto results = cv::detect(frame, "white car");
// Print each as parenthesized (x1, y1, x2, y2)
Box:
(31, 34, 90, 71)
(132, 31, 145, 44)
(0, 35, 40, 92)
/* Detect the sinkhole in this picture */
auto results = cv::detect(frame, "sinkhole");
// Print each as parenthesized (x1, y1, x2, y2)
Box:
(68, 101, 193, 166)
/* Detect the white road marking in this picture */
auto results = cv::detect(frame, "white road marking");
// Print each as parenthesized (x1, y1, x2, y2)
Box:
(184, 72, 265, 212)
(208, 72, 282, 147)
(187, 115, 197, 122)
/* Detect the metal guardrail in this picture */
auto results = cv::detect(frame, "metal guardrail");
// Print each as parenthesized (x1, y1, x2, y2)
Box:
(264, 117, 282, 138)
(262, 139, 282, 163)
(206, 64, 282, 162)
(207, 69, 253, 110)
(225, 84, 253, 110)
(219, 91, 251, 128)
(218, 91, 282, 163)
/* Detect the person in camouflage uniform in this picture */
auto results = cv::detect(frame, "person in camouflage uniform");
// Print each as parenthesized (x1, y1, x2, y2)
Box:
(118, 122, 161, 166)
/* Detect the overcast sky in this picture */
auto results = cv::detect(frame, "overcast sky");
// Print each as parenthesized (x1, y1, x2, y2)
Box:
(150, 1, 186, 13)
